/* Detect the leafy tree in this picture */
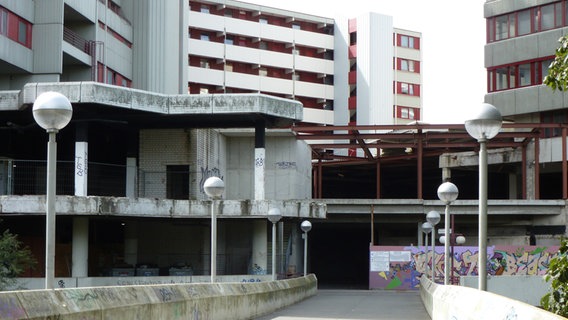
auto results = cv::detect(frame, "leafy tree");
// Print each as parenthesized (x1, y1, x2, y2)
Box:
(543, 35, 568, 91)
(541, 238, 568, 316)
(0, 229, 36, 291)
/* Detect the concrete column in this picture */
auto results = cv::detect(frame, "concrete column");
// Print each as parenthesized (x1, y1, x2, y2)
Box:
(251, 220, 267, 274)
(125, 157, 137, 198)
(75, 124, 88, 196)
(123, 221, 138, 267)
(71, 217, 89, 277)
(509, 173, 517, 199)
(254, 122, 265, 200)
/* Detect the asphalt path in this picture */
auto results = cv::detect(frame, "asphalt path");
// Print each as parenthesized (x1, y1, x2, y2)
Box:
(255, 289, 430, 320)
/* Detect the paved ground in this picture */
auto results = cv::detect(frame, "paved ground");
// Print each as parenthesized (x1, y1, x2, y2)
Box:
(255, 289, 430, 320)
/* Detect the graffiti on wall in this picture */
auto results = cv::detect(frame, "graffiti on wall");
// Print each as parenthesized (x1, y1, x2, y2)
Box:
(369, 245, 559, 290)
(199, 166, 223, 194)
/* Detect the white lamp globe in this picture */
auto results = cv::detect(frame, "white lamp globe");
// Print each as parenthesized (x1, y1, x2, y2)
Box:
(32, 91, 73, 132)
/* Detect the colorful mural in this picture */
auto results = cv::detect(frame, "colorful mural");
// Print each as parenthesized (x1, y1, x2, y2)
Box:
(369, 245, 560, 290)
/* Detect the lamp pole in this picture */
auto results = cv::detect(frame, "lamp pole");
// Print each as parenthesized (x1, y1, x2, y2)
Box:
(204, 177, 225, 283)
(426, 211, 440, 282)
(421, 222, 432, 279)
(268, 208, 282, 281)
(465, 103, 502, 291)
(32, 92, 73, 289)
(300, 220, 312, 276)
(437, 182, 458, 285)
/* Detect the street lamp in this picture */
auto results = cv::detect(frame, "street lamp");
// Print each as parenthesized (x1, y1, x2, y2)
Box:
(437, 182, 459, 285)
(440, 233, 466, 284)
(426, 210, 440, 282)
(268, 208, 282, 281)
(465, 102, 502, 291)
(32, 91, 73, 290)
(204, 176, 225, 283)
(421, 222, 432, 279)
(300, 220, 312, 276)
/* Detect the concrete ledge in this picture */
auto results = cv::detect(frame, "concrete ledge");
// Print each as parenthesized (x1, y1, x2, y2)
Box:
(419, 275, 565, 320)
(0, 274, 317, 319)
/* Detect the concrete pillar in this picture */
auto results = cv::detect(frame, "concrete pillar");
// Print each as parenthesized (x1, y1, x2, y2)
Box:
(254, 122, 265, 200)
(71, 217, 89, 277)
(251, 220, 267, 274)
(125, 157, 137, 198)
(123, 221, 138, 267)
(75, 124, 88, 196)
(509, 173, 517, 199)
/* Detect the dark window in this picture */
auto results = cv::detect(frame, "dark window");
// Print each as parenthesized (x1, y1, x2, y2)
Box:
(166, 165, 189, 200)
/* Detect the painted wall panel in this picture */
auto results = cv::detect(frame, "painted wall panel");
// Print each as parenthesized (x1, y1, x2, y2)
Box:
(294, 81, 333, 100)
(188, 39, 224, 60)
(188, 66, 224, 86)
(0, 37, 33, 72)
(295, 55, 333, 74)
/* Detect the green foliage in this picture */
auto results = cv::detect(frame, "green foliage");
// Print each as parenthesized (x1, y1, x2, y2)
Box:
(541, 238, 568, 316)
(543, 35, 568, 91)
(0, 229, 36, 291)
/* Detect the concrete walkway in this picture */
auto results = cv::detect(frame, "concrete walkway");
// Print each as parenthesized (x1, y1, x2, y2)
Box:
(256, 289, 430, 320)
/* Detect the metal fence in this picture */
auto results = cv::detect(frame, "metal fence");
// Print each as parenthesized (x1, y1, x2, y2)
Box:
(0, 159, 198, 199)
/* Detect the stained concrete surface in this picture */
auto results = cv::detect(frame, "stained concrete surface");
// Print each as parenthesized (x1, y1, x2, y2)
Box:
(256, 289, 430, 320)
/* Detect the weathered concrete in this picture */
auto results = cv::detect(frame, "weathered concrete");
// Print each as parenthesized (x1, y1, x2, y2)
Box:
(420, 275, 565, 320)
(461, 275, 549, 306)
(15, 82, 303, 127)
(0, 275, 317, 319)
(0, 196, 327, 219)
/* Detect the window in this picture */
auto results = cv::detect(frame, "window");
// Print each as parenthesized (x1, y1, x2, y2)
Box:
(399, 59, 416, 72)
(200, 33, 209, 41)
(519, 63, 531, 87)
(399, 106, 418, 120)
(292, 73, 300, 81)
(488, 57, 554, 92)
(292, 48, 300, 55)
(292, 23, 301, 30)
(259, 67, 267, 76)
(541, 3, 555, 30)
(518, 10, 531, 35)
(259, 41, 268, 50)
(200, 5, 209, 13)
(495, 15, 508, 40)
(166, 165, 189, 200)
(200, 59, 210, 68)
(400, 83, 414, 95)
(259, 17, 268, 24)
(200, 88, 209, 94)
(224, 62, 233, 72)
(224, 9, 232, 17)
(399, 35, 418, 49)
(224, 36, 233, 45)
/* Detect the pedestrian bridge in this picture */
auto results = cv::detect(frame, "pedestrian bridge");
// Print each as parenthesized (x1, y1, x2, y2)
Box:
(0, 274, 564, 319)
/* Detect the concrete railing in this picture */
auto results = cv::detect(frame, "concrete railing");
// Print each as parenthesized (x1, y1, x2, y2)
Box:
(419, 275, 565, 320)
(0, 274, 317, 319)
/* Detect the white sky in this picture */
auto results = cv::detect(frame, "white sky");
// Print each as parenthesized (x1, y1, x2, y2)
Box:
(245, 0, 487, 124)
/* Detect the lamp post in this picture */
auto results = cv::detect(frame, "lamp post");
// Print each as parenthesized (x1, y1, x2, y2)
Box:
(268, 208, 282, 281)
(32, 92, 73, 289)
(426, 210, 440, 282)
(300, 220, 312, 276)
(437, 182, 459, 285)
(204, 176, 225, 283)
(465, 103, 502, 291)
(421, 222, 432, 278)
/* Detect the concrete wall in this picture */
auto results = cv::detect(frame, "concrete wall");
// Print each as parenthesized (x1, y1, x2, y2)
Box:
(460, 275, 549, 306)
(0, 275, 317, 319)
(419, 276, 565, 320)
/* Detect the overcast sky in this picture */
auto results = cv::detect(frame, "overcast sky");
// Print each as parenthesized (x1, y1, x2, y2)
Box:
(246, 0, 487, 124)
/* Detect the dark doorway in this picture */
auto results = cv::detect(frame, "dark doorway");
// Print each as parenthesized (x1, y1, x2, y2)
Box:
(166, 165, 190, 199)
(309, 222, 370, 289)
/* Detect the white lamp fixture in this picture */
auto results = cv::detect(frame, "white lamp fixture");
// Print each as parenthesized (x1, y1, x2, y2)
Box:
(465, 103, 502, 291)
(33, 91, 73, 290)
(268, 208, 282, 281)
(204, 176, 225, 283)
(301, 220, 312, 276)
(437, 181, 459, 285)
(426, 210, 440, 282)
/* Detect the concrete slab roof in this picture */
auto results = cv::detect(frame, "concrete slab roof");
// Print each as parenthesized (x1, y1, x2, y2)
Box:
(1, 82, 303, 129)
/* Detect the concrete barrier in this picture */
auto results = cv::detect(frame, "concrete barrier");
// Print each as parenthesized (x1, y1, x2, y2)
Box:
(0, 274, 317, 319)
(419, 275, 565, 320)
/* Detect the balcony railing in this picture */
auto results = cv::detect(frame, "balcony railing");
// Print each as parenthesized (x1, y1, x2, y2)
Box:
(63, 27, 92, 55)
(0, 160, 193, 199)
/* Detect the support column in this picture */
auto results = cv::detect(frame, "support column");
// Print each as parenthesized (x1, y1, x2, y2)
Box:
(125, 157, 137, 198)
(74, 124, 88, 196)
(123, 221, 138, 267)
(71, 217, 89, 277)
(254, 121, 266, 200)
(251, 220, 267, 274)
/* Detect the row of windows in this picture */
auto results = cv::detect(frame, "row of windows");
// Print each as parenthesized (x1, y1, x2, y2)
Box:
(487, 57, 553, 92)
(0, 6, 32, 48)
(190, 1, 333, 35)
(487, 0, 568, 42)
(191, 29, 333, 60)
(190, 56, 333, 85)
